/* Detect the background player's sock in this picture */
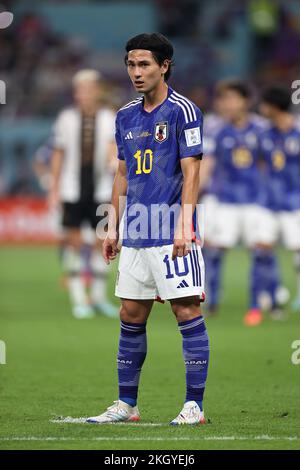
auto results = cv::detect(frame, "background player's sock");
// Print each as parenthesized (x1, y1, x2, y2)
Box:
(178, 316, 209, 410)
(250, 248, 281, 309)
(62, 246, 89, 310)
(203, 247, 224, 310)
(90, 250, 109, 304)
(118, 321, 147, 407)
(294, 252, 300, 299)
(292, 252, 300, 310)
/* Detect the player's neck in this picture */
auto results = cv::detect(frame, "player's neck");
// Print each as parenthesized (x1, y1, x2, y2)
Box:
(273, 112, 294, 133)
(143, 82, 168, 112)
(231, 113, 249, 129)
(80, 104, 98, 117)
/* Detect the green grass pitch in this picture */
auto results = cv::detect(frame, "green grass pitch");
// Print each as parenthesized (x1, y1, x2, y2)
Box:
(0, 246, 300, 450)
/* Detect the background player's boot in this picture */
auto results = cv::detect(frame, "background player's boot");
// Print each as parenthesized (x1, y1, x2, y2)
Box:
(72, 304, 95, 319)
(269, 307, 288, 321)
(86, 400, 140, 424)
(170, 401, 206, 425)
(94, 301, 119, 318)
(244, 308, 263, 326)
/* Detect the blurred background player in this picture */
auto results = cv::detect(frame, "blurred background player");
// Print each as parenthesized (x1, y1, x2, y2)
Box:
(199, 79, 283, 324)
(199, 88, 226, 314)
(48, 69, 118, 319)
(34, 135, 93, 292)
(255, 85, 300, 316)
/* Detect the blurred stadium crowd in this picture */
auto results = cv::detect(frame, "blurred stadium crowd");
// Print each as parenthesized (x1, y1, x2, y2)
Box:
(1, 0, 300, 121)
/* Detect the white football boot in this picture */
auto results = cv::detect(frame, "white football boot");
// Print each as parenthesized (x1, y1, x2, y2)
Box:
(86, 400, 140, 424)
(170, 401, 206, 425)
(72, 305, 95, 319)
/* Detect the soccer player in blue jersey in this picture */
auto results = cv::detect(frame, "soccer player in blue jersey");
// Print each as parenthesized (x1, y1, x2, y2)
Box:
(256, 86, 300, 314)
(200, 80, 282, 326)
(200, 96, 225, 315)
(87, 33, 209, 425)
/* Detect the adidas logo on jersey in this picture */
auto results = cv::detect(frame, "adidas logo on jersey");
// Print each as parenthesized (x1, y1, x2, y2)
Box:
(125, 131, 133, 140)
(177, 280, 189, 289)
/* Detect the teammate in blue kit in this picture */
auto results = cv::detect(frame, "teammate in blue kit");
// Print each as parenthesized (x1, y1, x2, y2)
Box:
(255, 86, 300, 315)
(200, 87, 227, 314)
(199, 80, 282, 325)
(87, 33, 209, 425)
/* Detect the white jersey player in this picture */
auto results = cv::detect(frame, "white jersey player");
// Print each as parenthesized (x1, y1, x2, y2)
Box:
(49, 69, 118, 319)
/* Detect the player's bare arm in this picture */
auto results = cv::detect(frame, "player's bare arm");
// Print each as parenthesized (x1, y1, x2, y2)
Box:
(48, 148, 64, 208)
(103, 159, 127, 264)
(172, 156, 201, 260)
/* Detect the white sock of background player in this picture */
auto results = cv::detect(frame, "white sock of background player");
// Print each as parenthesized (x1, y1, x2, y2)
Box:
(62, 246, 89, 310)
(90, 249, 109, 305)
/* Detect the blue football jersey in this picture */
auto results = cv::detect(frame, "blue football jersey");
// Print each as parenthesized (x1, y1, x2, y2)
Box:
(259, 125, 300, 211)
(212, 120, 265, 204)
(115, 86, 203, 248)
(202, 113, 225, 196)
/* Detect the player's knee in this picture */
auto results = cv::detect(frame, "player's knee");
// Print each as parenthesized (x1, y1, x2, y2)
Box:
(171, 303, 201, 322)
(119, 304, 144, 323)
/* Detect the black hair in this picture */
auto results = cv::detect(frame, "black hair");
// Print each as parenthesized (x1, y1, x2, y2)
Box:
(124, 33, 174, 81)
(261, 85, 291, 112)
(215, 79, 252, 99)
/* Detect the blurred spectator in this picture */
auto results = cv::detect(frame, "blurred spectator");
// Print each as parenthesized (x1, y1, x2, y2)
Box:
(0, 8, 88, 118)
(155, 0, 202, 37)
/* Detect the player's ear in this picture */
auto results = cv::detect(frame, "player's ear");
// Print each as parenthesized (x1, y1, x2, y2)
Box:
(161, 59, 170, 78)
(162, 59, 169, 72)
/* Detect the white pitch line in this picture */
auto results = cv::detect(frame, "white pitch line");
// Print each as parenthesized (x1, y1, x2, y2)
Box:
(50, 417, 165, 426)
(1, 436, 300, 442)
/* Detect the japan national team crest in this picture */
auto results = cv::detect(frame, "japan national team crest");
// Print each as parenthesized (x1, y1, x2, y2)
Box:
(154, 121, 168, 143)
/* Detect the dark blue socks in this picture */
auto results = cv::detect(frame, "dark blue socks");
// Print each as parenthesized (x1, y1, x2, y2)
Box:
(178, 316, 209, 411)
(118, 321, 147, 407)
(250, 249, 281, 309)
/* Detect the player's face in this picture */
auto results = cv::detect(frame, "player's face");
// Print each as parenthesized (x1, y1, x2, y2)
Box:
(126, 50, 168, 94)
(217, 90, 249, 121)
(213, 94, 227, 118)
(259, 102, 275, 119)
(73, 80, 101, 109)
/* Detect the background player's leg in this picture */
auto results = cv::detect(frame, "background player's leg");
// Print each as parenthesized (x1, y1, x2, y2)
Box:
(251, 247, 281, 308)
(203, 245, 224, 314)
(246, 245, 282, 325)
(90, 238, 118, 317)
(118, 299, 153, 407)
(204, 203, 240, 316)
(280, 212, 300, 312)
(245, 208, 282, 325)
(170, 296, 209, 415)
(62, 228, 93, 318)
(293, 252, 300, 311)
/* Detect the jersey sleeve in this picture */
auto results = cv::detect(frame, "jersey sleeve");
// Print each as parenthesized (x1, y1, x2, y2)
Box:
(178, 106, 203, 159)
(115, 112, 125, 161)
(52, 111, 66, 150)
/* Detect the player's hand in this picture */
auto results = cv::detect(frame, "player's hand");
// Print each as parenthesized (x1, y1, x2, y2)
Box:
(103, 233, 120, 265)
(172, 237, 192, 260)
